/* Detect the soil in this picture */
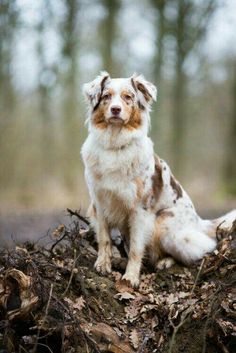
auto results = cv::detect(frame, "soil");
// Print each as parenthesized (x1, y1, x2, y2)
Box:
(0, 209, 235, 353)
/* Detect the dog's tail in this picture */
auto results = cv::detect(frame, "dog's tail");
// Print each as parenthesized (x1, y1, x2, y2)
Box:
(201, 209, 236, 238)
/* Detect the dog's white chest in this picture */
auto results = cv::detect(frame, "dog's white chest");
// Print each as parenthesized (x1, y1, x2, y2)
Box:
(82, 135, 154, 223)
(93, 148, 141, 208)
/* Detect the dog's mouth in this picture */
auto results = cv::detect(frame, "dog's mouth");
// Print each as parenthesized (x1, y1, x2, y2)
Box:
(108, 116, 124, 124)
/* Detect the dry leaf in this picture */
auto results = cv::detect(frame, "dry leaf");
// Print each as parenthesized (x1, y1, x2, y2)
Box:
(52, 224, 65, 237)
(0, 269, 38, 320)
(64, 296, 85, 312)
(73, 296, 86, 310)
(129, 329, 139, 349)
(114, 292, 135, 301)
(90, 322, 135, 353)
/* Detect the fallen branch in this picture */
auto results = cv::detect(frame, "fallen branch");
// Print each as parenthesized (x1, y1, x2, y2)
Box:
(67, 208, 90, 226)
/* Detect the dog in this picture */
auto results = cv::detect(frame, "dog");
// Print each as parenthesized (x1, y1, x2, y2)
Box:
(81, 72, 236, 287)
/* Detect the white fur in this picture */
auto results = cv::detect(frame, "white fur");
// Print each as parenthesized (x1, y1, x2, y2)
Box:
(81, 73, 236, 287)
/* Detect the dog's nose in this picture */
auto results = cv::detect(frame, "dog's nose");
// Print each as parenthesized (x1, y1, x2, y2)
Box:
(111, 106, 121, 115)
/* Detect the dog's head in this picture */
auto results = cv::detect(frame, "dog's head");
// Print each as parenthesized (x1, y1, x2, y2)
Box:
(83, 72, 157, 130)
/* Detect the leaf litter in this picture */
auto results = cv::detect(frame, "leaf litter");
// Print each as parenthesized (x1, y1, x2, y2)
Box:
(0, 212, 235, 353)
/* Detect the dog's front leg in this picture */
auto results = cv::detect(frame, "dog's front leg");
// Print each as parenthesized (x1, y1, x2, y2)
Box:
(94, 213, 112, 274)
(122, 209, 155, 287)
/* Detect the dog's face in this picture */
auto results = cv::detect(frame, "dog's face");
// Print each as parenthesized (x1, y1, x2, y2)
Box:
(83, 72, 157, 130)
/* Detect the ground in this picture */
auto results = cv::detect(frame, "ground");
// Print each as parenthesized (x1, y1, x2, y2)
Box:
(0, 209, 235, 353)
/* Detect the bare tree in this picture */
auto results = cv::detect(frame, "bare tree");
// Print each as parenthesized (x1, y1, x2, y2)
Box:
(0, 0, 18, 116)
(151, 0, 168, 137)
(59, 0, 80, 188)
(152, 0, 167, 86)
(169, 0, 216, 176)
(36, 0, 55, 174)
(100, 0, 120, 74)
(0, 0, 19, 187)
(225, 60, 236, 194)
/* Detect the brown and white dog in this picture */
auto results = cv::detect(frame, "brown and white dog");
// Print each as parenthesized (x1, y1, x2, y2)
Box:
(81, 72, 236, 287)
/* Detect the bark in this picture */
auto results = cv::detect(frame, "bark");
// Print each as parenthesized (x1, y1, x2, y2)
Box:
(171, 0, 187, 176)
(225, 61, 236, 194)
(0, 1, 19, 188)
(36, 1, 54, 175)
(60, 0, 80, 189)
(171, 0, 216, 177)
(151, 0, 167, 137)
(100, 0, 120, 74)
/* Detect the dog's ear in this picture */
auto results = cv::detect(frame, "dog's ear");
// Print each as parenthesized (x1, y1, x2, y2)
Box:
(83, 71, 110, 109)
(131, 74, 157, 109)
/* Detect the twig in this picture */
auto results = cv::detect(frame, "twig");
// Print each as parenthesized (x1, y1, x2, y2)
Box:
(19, 345, 30, 353)
(67, 208, 90, 226)
(34, 343, 54, 353)
(201, 288, 220, 353)
(62, 249, 80, 296)
(168, 306, 192, 353)
(191, 258, 205, 295)
(50, 229, 68, 253)
(216, 338, 230, 353)
(52, 295, 101, 353)
(32, 284, 53, 353)
(137, 335, 149, 353)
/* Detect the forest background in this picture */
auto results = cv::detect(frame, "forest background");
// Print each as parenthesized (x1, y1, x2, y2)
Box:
(1, 0, 236, 221)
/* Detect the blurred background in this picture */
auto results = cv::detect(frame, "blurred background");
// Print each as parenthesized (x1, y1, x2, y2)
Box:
(0, 0, 236, 242)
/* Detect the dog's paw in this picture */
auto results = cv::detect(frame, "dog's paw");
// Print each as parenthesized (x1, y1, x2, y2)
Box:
(156, 257, 175, 270)
(94, 253, 112, 274)
(122, 272, 139, 288)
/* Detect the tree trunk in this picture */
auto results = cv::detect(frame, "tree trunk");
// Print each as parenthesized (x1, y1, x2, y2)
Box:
(36, 3, 53, 176)
(100, 0, 120, 74)
(151, 0, 166, 139)
(225, 61, 236, 194)
(171, 0, 187, 177)
(0, 1, 18, 188)
(60, 0, 80, 189)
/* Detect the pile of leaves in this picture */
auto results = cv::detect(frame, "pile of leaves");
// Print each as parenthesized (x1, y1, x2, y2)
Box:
(0, 210, 235, 353)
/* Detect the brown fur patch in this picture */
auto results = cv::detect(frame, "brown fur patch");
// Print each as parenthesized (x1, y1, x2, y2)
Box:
(93, 75, 109, 111)
(147, 208, 175, 265)
(135, 177, 144, 200)
(146, 223, 165, 265)
(121, 90, 134, 101)
(156, 209, 174, 219)
(152, 155, 164, 202)
(92, 105, 108, 129)
(102, 88, 115, 100)
(170, 175, 183, 199)
(131, 77, 137, 92)
(124, 106, 142, 131)
(137, 82, 152, 102)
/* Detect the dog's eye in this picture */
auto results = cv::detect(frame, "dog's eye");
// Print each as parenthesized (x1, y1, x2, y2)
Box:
(124, 94, 132, 100)
(102, 93, 111, 101)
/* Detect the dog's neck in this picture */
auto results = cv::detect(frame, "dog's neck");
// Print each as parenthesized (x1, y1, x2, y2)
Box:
(89, 124, 147, 151)
(88, 112, 150, 151)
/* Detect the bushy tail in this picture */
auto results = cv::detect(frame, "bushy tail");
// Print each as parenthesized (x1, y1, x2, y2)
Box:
(201, 209, 236, 238)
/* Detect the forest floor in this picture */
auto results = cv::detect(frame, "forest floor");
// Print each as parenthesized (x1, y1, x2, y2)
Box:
(0, 209, 235, 353)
